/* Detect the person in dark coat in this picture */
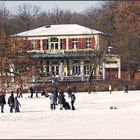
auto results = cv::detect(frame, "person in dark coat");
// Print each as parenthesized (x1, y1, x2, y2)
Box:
(124, 83, 129, 93)
(8, 91, 15, 113)
(71, 93, 76, 110)
(67, 86, 72, 98)
(54, 88, 59, 105)
(14, 97, 21, 113)
(0, 92, 6, 113)
(58, 89, 65, 110)
(30, 86, 34, 98)
(63, 101, 71, 110)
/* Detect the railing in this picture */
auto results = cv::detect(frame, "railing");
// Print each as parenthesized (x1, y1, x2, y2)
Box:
(31, 75, 102, 84)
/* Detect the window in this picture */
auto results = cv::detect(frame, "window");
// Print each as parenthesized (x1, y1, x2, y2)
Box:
(51, 43, 58, 50)
(51, 61, 59, 65)
(60, 39, 63, 49)
(56, 66, 59, 75)
(84, 65, 90, 75)
(72, 60, 80, 76)
(72, 65, 80, 76)
(46, 61, 49, 65)
(85, 38, 92, 48)
(46, 66, 49, 73)
(49, 37, 59, 50)
(72, 38, 78, 49)
(106, 61, 117, 64)
(46, 40, 49, 50)
(32, 40, 37, 50)
(51, 65, 59, 76)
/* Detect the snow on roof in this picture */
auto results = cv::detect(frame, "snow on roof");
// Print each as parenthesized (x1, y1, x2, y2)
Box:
(14, 24, 109, 37)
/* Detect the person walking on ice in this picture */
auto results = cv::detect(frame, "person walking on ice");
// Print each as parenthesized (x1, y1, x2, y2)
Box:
(109, 83, 112, 94)
(71, 92, 76, 110)
(58, 89, 65, 110)
(124, 83, 129, 93)
(14, 97, 21, 113)
(8, 91, 15, 113)
(0, 91, 6, 113)
(50, 92, 56, 110)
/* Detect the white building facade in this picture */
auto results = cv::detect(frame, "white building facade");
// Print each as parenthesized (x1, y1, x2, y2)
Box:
(15, 24, 121, 81)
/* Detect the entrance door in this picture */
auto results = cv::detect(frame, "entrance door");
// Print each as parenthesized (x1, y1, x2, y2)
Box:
(51, 65, 59, 76)
(72, 65, 80, 76)
(84, 65, 90, 76)
(51, 43, 58, 50)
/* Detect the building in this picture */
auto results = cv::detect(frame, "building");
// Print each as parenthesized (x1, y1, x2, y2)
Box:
(15, 24, 121, 82)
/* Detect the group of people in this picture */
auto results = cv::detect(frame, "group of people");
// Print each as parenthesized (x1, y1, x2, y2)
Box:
(29, 86, 49, 98)
(0, 91, 21, 113)
(29, 85, 77, 111)
(108, 83, 129, 94)
(50, 87, 76, 111)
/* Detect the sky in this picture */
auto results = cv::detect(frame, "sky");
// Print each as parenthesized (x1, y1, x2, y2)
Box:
(3, 1, 103, 14)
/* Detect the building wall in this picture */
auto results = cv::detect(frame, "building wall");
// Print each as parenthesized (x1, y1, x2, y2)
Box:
(23, 34, 99, 51)
(121, 71, 140, 81)
(135, 72, 140, 80)
(18, 33, 117, 80)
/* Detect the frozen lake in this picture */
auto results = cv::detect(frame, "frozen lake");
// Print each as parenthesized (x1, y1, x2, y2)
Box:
(1, 90, 140, 139)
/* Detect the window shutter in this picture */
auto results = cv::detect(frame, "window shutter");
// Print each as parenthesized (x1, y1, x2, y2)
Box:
(81, 38, 85, 49)
(78, 38, 81, 49)
(69, 39, 72, 49)
(24, 40, 28, 50)
(28, 40, 32, 50)
(37, 40, 40, 50)
(92, 36, 96, 49)
(43, 39, 47, 50)
(63, 39, 66, 50)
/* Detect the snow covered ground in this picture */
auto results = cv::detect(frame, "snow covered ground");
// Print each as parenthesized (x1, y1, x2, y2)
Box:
(1, 90, 140, 139)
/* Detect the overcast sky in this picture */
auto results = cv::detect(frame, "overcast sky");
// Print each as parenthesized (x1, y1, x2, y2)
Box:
(4, 1, 103, 14)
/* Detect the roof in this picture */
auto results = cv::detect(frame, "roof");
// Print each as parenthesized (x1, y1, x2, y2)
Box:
(14, 24, 109, 37)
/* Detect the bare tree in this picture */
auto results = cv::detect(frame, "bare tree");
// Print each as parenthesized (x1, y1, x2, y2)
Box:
(0, 2, 12, 35)
(33, 11, 49, 27)
(87, 48, 105, 94)
(46, 7, 73, 24)
(16, 3, 40, 31)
